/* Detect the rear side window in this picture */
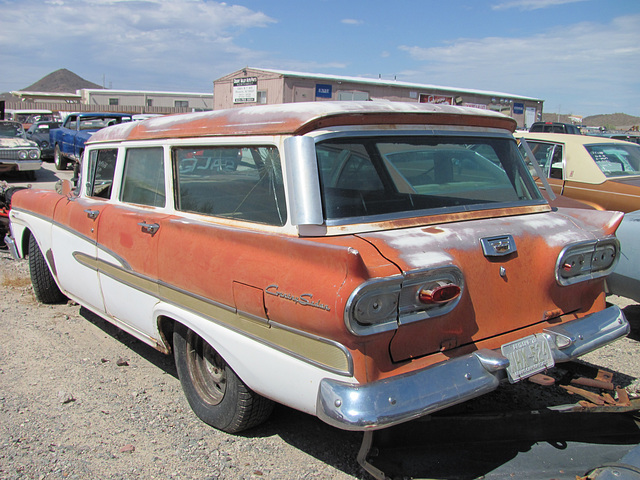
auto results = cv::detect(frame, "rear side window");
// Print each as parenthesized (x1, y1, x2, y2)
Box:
(173, 146, 286, 226)
(585, 143, 640, 177)
(120, 147, 166, 207)
(86, 148, 118, 199)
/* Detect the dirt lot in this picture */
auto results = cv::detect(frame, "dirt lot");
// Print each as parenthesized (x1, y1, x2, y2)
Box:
(1, 248, 639, 480)
(0, 250, 367, 480)
(1, 162, 639, 479)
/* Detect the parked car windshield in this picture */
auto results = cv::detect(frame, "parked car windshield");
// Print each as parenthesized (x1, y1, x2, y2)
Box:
(584, 143, 640, 177)
(78, 116, 132, 130)
(316, 136, 543, 221)
(0, 122, 25, 138)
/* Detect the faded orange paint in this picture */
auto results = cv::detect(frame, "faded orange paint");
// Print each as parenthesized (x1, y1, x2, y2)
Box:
(88, 102, 517, 145)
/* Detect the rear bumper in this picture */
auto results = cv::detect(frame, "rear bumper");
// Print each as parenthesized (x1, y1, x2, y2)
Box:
(4, 234, 20, 260)
(316, 306, 628, 431)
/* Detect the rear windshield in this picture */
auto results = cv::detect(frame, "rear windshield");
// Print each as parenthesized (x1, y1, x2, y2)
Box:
(584, 143, 640, 177)
(316, 136, 543, 221)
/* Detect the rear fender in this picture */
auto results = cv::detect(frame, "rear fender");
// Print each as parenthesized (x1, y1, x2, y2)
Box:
(557, 208, 624, 237)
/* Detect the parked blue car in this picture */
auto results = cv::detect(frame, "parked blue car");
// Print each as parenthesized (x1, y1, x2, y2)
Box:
(50, 112, 132, 170)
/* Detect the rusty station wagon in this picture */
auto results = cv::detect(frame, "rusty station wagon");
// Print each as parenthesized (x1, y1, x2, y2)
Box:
(6, 102, 629, 434)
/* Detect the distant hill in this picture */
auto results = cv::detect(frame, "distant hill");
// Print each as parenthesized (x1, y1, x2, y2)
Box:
(583, 113, 640, 129)
(542, 112, 640, 130)
(22, 68, 103, 93)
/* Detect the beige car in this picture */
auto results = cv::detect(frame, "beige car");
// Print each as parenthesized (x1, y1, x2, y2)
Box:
(514, 132, 640, 212)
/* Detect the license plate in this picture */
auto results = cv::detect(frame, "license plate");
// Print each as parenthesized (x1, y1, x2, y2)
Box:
(501, 334, 554, 383)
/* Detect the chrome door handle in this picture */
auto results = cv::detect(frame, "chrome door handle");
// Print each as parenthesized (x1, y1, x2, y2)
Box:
(138, 222, 160, 235)
(84, 209, 100, 219)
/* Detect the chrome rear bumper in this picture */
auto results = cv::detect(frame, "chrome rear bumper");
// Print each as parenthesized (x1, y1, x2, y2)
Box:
(4, 234, 20, 260)
(317, 305, 628, 431)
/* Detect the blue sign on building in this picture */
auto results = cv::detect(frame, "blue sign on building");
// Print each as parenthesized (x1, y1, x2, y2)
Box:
(316, 84, 332, 98)
(513, 103, 524, 115)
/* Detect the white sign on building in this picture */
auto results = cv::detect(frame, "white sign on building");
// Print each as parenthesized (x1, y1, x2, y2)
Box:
(233, 77, 258, 103)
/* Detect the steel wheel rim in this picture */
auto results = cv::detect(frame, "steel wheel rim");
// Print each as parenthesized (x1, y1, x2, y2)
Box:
(186, 330, 226, 405)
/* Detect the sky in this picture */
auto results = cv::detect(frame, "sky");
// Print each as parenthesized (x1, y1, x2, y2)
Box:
(0, 0, 639, 117)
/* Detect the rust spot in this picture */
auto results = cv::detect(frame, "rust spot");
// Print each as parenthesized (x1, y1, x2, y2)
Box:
(422, 227, 445, 234)
(542, 308, 563, 321)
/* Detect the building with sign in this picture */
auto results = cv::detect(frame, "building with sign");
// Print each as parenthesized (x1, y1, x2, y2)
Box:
(213, 67, 544, 128)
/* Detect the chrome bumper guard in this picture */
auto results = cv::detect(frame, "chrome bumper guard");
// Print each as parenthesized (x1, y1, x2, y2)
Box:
(317, 306, 628, 431)
(4, 234, 20, 261)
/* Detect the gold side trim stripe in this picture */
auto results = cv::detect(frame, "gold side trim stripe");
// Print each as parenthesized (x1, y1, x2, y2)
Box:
(73, 252, 352, 375)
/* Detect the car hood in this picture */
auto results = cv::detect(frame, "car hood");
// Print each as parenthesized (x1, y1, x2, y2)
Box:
(0, 137, 37, 148)
(356, 210, 614, 361)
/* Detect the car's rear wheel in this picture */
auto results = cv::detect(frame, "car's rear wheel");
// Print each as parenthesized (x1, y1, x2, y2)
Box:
(173, 323, 274, 433)
(54, 144, 67, 170)
(28, 234, 66, 304)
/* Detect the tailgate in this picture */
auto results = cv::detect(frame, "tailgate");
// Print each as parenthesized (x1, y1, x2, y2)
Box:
(358, 212, 604, 362)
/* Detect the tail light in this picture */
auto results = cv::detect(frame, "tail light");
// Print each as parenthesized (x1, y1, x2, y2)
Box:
(345, 266, 464, 336)
(556, 237, 619, 286)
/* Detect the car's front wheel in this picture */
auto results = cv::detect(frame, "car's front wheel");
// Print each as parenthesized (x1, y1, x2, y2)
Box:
(54, 144, 67, 170)
(28, 234, 67, 304)
(173, 323, 274, 433)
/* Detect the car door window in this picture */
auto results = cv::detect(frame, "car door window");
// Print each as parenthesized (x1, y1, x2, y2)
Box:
(174, 146, 286, 226)
(120, 147, 166, 207)
(549, 144, 563, 179)
(519, 141, 563, 180)
(87, 148, 118, 199)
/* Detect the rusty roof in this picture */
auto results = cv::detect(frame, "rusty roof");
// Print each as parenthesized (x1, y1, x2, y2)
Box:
(87, 101, 517, 144)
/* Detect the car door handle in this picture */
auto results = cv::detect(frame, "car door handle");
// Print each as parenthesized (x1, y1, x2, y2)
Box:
(138, 222, 160, 235)
(84, 209, 100, 219)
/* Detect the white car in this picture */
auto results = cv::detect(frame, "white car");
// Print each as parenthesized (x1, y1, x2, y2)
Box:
(0, 121, 41, 180)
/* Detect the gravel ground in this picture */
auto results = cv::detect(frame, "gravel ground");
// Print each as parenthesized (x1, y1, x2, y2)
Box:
(1, 248, 639, 480)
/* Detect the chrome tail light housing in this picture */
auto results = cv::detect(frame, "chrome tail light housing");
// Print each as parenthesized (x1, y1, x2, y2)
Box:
(345, 266, 464, 336)
(556, 237, 619, 286)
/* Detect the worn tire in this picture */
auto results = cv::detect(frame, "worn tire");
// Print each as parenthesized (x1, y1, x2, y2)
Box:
(173, 323, 274, 433)
(54, 144, 67, 171)
(28, 234, 66, 304)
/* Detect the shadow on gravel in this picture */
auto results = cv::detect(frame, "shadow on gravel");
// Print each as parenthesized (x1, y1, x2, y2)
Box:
(368, 408, 640, 480)
(79, 306, 177, 377)
(249, 406, 365, 477)
(0, 166, 60, 185)
(78, 306, 366, 478)
(622, 304, 640, 341)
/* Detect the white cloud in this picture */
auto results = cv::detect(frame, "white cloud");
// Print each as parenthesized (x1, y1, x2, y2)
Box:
(341, 18, 363, 25)
(398, 14, 640, 115)
(0, 0, 277, 91)
(492, 0, 588, 11)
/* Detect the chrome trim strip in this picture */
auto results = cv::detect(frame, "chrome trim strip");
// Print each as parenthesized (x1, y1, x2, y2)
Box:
(317, 305, 628, 431)
(324, 200, 549, 227)
(76, 253, 353, 376)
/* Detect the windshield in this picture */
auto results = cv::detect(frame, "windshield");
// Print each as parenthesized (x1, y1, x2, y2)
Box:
(0, 123, 24, 138)
(316, 136, 543, 221)
(79, 116, 132, 130)
(584, 143, 640, 177)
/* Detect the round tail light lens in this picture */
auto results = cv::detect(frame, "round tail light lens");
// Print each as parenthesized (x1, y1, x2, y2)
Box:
(418, 283, 461, 304)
